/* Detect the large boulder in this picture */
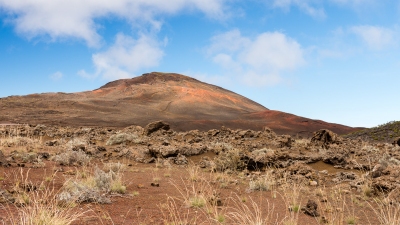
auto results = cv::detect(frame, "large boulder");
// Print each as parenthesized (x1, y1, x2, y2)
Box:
(149, 145, 178, 158)
(144, 121, 170, 136)
(277, 135, 294, 148)
(311, 129, 341, 147)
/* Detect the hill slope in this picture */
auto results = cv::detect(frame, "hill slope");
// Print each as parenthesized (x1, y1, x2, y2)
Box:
(0, 72, 358, 135)
(344, 121, 400, 142)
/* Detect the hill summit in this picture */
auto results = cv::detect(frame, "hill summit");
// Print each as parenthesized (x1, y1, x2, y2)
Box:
(0, 72, 357, 135)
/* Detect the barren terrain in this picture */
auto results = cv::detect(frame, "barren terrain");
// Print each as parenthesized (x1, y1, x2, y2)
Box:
(1, 72, 393, 225)
(0, 72, 358, 136)
(0, 123, 400, 224)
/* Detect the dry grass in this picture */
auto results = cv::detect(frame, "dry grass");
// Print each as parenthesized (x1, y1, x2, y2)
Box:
(248, 171, 275, 192)
(53, 150, 90, 166)
(226, 194, 276, 225)
(1, 169, 87, 225)
(0, 136, 39, 147)
(58, 166, 126, 204)
(160, 196, 200, 225)
(103, 162, 126, 173)
(369, 198, 400, 225)
(3, 190, 87, 225)
(213, 148, 245, 172)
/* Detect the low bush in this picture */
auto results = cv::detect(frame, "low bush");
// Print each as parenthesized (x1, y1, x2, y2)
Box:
(0, 137, 38, 147)
(106, 133, 141, 145)
(248, 176, 271, 192)
(213, 148, 246, 172)
(58, 167, 126, 205)
(53, 150, 90, 166)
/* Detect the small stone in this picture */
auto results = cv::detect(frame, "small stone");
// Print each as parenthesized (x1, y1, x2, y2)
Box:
(64, 170, 76, 175)
(302, 199, 320, 217)
(309, 180, 318, 186)
(320, 170, 328, 174)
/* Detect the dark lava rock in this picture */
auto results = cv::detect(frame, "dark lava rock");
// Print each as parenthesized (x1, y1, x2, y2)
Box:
(145, 121, 170, 136)
(311, 129, 341, 147)
(302, 199, 320, 217)
(37, 152, 50, 159)
(72, 144, 86, 152)
(151, 182, 159, 187)
(278, 135, 294, 148)
(45, 140, 58, 146)
(97, 146, 107, 152)
(393, 137, 400, 146)
(173, 154, 188, 165)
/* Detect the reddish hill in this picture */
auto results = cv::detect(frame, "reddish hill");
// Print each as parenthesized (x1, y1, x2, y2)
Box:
(0, 72, 358, 135)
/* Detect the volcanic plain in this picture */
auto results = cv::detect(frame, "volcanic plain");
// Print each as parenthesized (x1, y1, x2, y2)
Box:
(0, 72, 398, 225)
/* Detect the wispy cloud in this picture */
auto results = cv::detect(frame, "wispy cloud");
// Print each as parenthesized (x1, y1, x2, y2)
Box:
(0, 0, 227, 47)
(351, 25, 396, 50)
(78, 33, 164, 80)
(207, 29, 305, 87)
(271, 0, 383, 19)
(329, 0, 376, 6)
(271, 0, 326, 19)
(49, 71, 63, 81)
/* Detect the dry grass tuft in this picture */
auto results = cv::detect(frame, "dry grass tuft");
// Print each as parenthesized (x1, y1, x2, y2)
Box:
(213, 148, 245, 172)
(53, 150, 90, 166)
(226, 194, 276, 225)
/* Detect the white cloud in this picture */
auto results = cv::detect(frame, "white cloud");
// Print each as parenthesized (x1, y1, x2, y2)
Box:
(351, 25, 395, 50)
(207, 29, 305, 87)
(330, 0, 374, 6)
(207, 29, 251, 54)
(78, 33, 164, 80)
(241, 32, 304, 70)
(272, 0, 382, 18)
(50, 71, 63, 81)
(0, 0, 226, 47)
(271, 0, 326, 19)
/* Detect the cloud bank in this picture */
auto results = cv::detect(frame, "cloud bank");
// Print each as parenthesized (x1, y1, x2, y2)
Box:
(207, 29, 305, 86)
(0, 0, 227, 80)
(0, 0, 226, 47)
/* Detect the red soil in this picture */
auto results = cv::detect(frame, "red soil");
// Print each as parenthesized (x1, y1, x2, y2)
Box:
(0, 72, 359, 136)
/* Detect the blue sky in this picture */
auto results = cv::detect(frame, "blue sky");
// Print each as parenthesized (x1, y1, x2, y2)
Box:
(1, 0, 399, 128)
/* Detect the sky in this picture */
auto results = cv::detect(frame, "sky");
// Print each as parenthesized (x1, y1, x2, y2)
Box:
(0, 0, 399, 128)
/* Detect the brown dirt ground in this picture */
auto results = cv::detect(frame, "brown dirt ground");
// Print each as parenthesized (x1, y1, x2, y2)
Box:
(0, 157, 381, 225)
